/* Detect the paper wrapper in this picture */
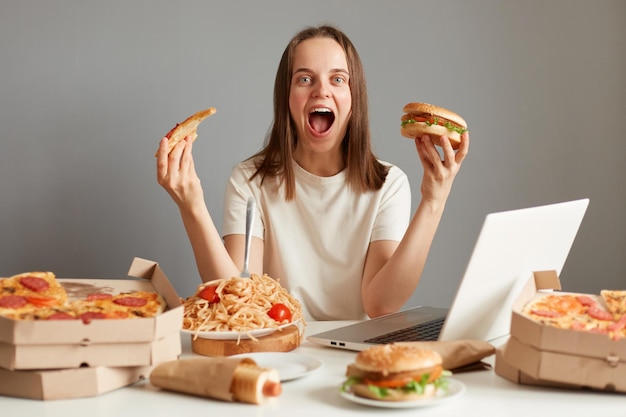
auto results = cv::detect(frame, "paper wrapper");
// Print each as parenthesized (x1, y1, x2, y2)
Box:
(397, 339, 496, 371)
(149, 357, 281, 404)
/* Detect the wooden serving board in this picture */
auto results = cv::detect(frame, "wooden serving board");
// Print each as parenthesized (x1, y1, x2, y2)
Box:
(190, 324, 302, 357)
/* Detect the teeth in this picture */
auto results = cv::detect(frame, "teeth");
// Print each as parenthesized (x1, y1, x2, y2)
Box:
(310, 108, 332, 113)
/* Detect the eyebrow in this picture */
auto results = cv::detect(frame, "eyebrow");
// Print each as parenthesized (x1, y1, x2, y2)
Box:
(293, 67, 350, 76)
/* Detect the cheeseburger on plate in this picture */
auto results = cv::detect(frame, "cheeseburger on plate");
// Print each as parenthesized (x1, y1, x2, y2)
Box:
(400, 102, 467, 150)
(341, 343, 451, 401)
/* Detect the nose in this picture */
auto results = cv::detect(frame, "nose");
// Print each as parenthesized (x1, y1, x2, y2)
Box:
(312, 79, 331, 98)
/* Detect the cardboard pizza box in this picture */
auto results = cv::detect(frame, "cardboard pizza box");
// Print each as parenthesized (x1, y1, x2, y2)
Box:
(0, 257, 182, 345)
(0, 331, 181, 370)
(509, 270, 626, 358)
(498, 338, 626, 393)
(494, 345, 589, 390)
(0, 258, 184, 370)
(501, 270, 626, 392)
(0, 361, 163, 401)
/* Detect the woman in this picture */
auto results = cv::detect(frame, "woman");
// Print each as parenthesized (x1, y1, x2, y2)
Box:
(156, 25, 469, 321)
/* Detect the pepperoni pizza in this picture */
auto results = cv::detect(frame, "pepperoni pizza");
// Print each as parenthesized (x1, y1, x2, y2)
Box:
(0, 271, 166, 322)
(0, 272, 67, 318)
(600, 290, 626, 320)
(70, 290, 166, 320)
(523, 291, 626, 340)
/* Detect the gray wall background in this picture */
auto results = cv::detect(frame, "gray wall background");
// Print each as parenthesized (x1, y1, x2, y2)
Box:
(1, 1, 624, 309)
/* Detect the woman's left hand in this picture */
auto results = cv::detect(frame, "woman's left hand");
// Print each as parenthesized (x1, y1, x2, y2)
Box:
(414, 131, 469, 205)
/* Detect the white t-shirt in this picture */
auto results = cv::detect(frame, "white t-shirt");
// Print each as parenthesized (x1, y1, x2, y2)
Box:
(222, 157, 411, 321)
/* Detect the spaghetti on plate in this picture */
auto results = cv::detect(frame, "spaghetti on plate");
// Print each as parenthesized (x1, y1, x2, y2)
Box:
(182, 274, 304, 340)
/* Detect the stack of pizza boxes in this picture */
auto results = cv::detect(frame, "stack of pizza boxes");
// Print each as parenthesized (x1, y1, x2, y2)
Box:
(495, 270, 626, 393)
(0, 258, 183, 400)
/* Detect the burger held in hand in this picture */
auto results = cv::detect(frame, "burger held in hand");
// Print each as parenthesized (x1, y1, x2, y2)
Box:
(400, 102, 468, 150)
(341, 343, 451, 401)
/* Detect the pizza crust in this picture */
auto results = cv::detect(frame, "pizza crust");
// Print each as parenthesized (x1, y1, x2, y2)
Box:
(600, 290, 626, 319)
(156, 107, 217, 156)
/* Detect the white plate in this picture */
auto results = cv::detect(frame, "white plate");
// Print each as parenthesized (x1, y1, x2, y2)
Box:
(340, 378, 466, 409)
(230, 352, 323, 381)
(180, 321, 299, 340)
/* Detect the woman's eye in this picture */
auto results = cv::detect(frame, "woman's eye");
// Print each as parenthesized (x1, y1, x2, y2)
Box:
(299, 76, 312, 83)
(333, 76, 346, 84)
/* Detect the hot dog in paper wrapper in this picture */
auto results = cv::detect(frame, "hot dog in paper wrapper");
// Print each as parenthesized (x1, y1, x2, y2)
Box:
(150, 357, 281, 404)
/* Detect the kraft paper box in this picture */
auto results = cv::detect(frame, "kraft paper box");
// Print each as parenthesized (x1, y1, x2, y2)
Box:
(0, 258, 184, 400)
(0, 258, 183, 370)
(0, 332, 181, 370)
(494, 345, 583, 390)
(501, 336, 625, 392)
(0, 363, 165, 401)
(499, 270, 626, 393)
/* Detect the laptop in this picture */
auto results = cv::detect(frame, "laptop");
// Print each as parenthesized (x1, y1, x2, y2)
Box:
(307, 198, 590, 351)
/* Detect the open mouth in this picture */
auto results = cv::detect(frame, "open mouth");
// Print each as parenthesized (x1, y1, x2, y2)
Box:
(309, 108, 335, 134)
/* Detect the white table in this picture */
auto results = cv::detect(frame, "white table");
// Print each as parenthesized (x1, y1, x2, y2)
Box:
(2, 321, 624, 416)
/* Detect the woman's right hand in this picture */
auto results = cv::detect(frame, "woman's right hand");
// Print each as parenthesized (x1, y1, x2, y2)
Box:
(156, 135, 238, 282)
(156, 135, 205, 209)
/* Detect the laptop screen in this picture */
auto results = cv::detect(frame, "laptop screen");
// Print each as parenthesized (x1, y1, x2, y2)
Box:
(307, 198, 589, 350)
(438, 198, 589, 342)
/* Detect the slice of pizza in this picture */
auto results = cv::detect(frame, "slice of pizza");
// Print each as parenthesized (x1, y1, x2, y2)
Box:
(111, 291, 166, 317)
(0, 295, 39, 319)
(12, 305, 78, 321)
(1, 269, 167, 322)
(523, 293, 586, 328)
(71, 290, 167, 322)
(600, 290, 626, 320)
(2, 271, 67, 305)
(155, 107, 217, 156)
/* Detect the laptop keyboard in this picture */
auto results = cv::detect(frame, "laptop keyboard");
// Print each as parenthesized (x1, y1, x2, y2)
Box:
(364, 317, 445, 343)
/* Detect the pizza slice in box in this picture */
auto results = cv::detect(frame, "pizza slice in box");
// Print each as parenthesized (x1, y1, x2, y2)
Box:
(0, 271, 68, 318)
(1, 271, 166, 322)
(70, 291, 167, 322)
(523, 291, 626, 340)
(600, 290, 626, 320)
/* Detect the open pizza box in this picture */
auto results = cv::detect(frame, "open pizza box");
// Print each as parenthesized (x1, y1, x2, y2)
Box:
(0, 257, 183, 346)
(496, 270, 626, 393)
(0, 257, 183, 371)
(0, 258, 184, 399)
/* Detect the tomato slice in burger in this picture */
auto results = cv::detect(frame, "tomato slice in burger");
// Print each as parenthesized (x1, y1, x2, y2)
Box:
(412, 116, 439, 125)
(363, 377, 414, 388)
(364, 367, 442, 388)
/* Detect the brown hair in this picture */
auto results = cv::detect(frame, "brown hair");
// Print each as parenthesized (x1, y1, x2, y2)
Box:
(250, 24, 389, 200)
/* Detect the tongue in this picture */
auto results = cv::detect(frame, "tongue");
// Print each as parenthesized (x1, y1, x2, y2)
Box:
(310, 113, 332, 133)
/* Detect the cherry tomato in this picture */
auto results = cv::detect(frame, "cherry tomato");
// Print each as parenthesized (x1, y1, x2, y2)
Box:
(198, 285, 220, 303)
(268, 303, 292, 323)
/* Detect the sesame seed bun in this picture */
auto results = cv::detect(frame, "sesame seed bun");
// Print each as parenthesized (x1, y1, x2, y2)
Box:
(354, 343, 442, 374)
(400, 102, 467, 149)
